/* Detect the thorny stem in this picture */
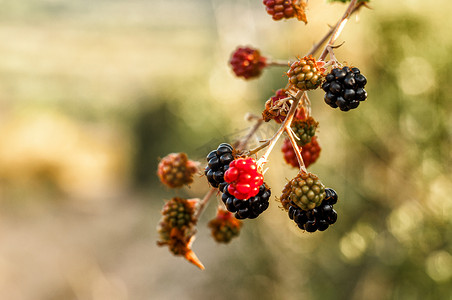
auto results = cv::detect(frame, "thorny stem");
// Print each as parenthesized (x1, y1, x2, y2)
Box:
(307, 2, 366, 57)
(197, 0, 365, 220)
(250, 1, 363, 166)
(257, 90, 304, 167)
(194, 187, 216, 220)
(285, 127, 307, 173)
(319, 0, 359, 61)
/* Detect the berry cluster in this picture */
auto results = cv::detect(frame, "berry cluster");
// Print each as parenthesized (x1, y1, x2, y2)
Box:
(288, 56, 325, 90)
(288, 188, 338, 232)
(224, 157, 264, 200)
(221, 183, 271, 219)
(157, 0, 372, 269)
(322, 66, 368, 111)
(281, 136, 321, 169)
(291, 116, 318, 146)
(205, 143, 235, 191)
(157, 153, 198, 188)
(280, 171, 326, 210)
(208, 208, 242, 243)
(229, 47, 267, 79)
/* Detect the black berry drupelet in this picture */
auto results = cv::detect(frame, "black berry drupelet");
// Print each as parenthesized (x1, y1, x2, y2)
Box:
(288, 188, 338, 232)
(322, 67, 367, 111)
(205, 143, 234, 190)
(221, 183, 271, 219)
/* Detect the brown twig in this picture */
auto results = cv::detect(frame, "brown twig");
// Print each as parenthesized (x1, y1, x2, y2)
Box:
(319, 0, 359, 61)
(235, 117, 264, 152)
(256, 90, 305, 167)
(307, 1, 366, 57)
(267, 59, 291, 67)
(284, 127, 307, 173)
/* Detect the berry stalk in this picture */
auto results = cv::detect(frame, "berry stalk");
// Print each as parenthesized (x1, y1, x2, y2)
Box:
(307, 2, 367, 57)
(194, 187, 217, 220)
(267, 59, 291, 67)
(284, 126, 307, 173)
(249, 0, 363, 161)
(256, 90, 304, 167)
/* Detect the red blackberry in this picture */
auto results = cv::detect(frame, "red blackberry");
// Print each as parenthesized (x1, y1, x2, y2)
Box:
(205, 143, 235, 190)
(221, 183, 271, 219)
(322, 66, 368, 111)
(281, 138, 299, 168)
(229, 47, 267, 79)
(224, 157, 264, 200)
(287, 56, 325, 91)
(288, 188, 338, 232)
(301, 136, 321, 168)
(281, 136, 321, 169)
(263, 0, 307, 23)
(263, 0, 296, 21)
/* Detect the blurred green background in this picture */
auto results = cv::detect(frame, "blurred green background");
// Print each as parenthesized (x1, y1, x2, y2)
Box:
(0, 0, 451, 299)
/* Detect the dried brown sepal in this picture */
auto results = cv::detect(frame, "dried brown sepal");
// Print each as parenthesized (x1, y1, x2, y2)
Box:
(262, 89, 291, 123)
(294, 0, 308, 24)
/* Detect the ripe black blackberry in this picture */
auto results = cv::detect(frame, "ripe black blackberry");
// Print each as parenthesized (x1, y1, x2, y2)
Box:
(204, 143, 234, 190)
(288, 188, 338, 232)
(322, 66, 367, 111)
(221, 183, 271, 219)
(323, 187, 338, 205)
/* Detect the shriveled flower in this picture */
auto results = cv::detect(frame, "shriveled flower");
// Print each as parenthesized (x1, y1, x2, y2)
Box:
(262, 89, 291, 123)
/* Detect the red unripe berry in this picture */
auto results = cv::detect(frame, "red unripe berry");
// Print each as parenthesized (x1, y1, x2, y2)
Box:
(281, 137, 321, 168)
(229, 47, 267, 79)
(263, 0, 297, 21)
(224, 158, 264, 200)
